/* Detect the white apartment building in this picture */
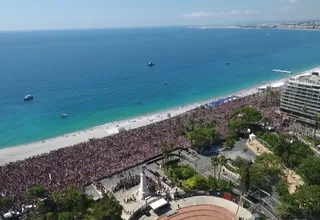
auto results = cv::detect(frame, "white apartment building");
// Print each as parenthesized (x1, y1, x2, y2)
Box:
(280, 72, 320, 124)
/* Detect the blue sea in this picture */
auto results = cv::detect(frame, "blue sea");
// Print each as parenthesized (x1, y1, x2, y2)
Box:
(1, 27, 320, 148)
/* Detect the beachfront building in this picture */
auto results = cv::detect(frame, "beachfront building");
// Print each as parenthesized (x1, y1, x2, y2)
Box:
(280, 72, 320, 124)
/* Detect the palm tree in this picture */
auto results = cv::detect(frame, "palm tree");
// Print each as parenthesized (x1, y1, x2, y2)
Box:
(265, 86, 272, 105)
(187, 120, 195, 131)
(302, 105, 308, 135)
(198, 118, 205, 128)
(261, 117, 270, 130)
(160, 142, 172, 168)
(272, 90, 281, 104)
(211, 156, 219, 178)
(314, 113, 320, 139)
(236, 164, 251, 216)
(218, 156, 228, 180)
(224, 137, 236, 149)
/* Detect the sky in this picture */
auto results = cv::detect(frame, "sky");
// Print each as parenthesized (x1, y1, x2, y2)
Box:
(0, 0, 319, 31)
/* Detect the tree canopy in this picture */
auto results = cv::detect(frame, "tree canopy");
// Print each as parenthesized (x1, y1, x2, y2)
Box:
(233, 106, 262, 124)
(262, 133, 314, 167)
(260, 132, 279, 148)
(294, 185, 320, 214)
(91, 195, 123, 220)
(24, 186, 122, 220)
(188, 127, 219, 151)
(229, 106, 262, 136)
(184, 175, 209, 191)
(298, 156, 320, 185)
(250, 153, 282, 188)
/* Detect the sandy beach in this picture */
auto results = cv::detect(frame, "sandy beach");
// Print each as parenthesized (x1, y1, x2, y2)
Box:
(1, 67, 319, 166)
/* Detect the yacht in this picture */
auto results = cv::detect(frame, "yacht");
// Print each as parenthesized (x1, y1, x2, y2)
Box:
(24, 94, 34, 101)
(59, 113, 68, 118)
(148, 61, 155, 66)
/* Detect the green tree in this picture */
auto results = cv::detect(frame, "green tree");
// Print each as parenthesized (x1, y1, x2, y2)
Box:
(211, 156, 219, 178)
(277, 194, 298, 219)
(172, 165, 195, 180)
(229, 119, 247, 135)
(261, 132, 279, 148)
(224, 136, 236, 149)
(273, 135, 291, 162)
(184, 175, 208, 191)
(276, 180, 289, 197)
(91, 195, 123, 220)
(239, 164, 251, 195)
(250, 153, 281, 188)
(233, 156, 250, 169)
(188, 127, 218, 151)
(234, 106, 262, 124)
(217, 179, 233, 193)
(160, 142, 173, 167)
(302, 105, 308, 135)
(218, 156, 228, 180)
(27, 185, 47, 205)
(46, 212, 58, 220)
(57, 212, 73, 220)
(207, 176, 218, 191)
(0, 197, 12, 220)
(265, 86, 272, 104)
(289, 141, 313, 167)
(294, 185, 320, 214)
(52, 187, 89, 214)
(298, 156, 320, 185)
(314, 113, 320, 139)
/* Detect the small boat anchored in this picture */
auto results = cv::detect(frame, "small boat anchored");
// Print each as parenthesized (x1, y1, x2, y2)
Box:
(59, 113, 68, 118)
(24, 94, 34, 101)
(148, 61, 155, 67)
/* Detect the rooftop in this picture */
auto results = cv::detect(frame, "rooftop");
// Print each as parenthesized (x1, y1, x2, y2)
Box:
(289, 72, 320, 85)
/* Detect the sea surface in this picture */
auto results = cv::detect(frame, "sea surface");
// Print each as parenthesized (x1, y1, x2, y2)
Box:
(1, 27, 320, 148)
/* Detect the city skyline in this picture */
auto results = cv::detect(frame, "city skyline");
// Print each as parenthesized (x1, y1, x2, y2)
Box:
(0, 0, 320, 31)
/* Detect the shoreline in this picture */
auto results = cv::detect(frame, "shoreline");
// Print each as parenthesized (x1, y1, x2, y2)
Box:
(189, 26, 320, 32)
(0, 67, 320, 165)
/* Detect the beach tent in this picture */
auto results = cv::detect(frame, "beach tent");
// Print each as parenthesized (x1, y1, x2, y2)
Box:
(118, 127, 126, 133)
(106, 128, 119, 135)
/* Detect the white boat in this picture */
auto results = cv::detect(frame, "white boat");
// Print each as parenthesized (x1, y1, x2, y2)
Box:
(24, 94, 34, 101)
(59, 113, 68, 118)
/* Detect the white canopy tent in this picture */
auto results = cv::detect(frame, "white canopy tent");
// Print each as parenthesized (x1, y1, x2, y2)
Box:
(249, 133, 256, 141)
(105, 128, 119, 135)
(149, 198, 168, 210)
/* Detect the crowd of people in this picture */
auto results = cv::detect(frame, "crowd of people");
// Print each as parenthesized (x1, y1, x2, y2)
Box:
(112, 175, 163, 195)
(0, 90, 283, 210)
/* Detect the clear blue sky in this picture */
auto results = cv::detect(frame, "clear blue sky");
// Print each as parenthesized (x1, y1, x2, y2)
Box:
(0, 0, 319, 30)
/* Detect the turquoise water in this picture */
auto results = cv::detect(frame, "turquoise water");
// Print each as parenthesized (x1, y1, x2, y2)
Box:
(1, 27, 320, 148)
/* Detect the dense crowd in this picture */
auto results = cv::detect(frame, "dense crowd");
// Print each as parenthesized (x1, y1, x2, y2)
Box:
(0, 90, 283, 210)
(111, 175, 163, 195)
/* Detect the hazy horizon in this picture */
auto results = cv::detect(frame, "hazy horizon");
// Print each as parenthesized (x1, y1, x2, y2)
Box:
(1, 0, 320, 31)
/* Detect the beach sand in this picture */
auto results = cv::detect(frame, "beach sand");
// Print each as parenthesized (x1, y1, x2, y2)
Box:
(1, 67, 320, 166)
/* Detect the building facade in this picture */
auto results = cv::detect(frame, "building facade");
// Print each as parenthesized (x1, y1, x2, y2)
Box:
(280, 72, 320, 124)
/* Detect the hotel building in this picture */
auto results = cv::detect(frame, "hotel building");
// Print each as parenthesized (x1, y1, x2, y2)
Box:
(280, 72, 320, 124)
